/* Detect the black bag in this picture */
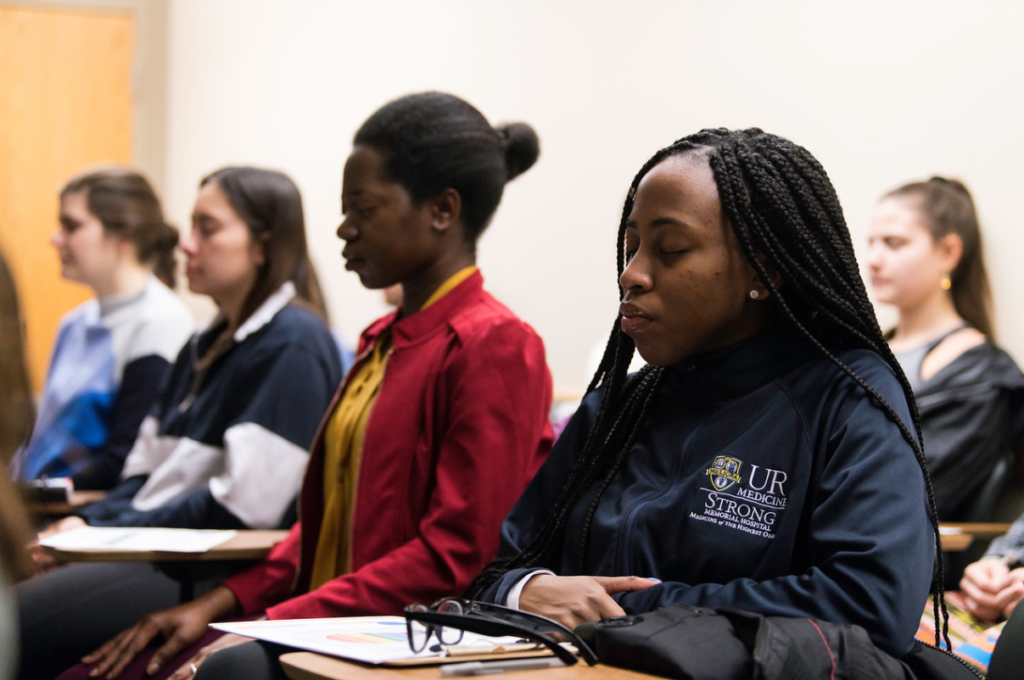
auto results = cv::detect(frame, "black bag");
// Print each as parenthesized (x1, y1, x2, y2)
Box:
(575, 605, 982, 680)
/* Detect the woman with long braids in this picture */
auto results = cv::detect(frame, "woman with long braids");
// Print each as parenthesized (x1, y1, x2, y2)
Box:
(470, 128, 943, 659)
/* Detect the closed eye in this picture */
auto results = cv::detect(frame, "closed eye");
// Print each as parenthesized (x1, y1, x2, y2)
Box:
(192, 217, 218, 238)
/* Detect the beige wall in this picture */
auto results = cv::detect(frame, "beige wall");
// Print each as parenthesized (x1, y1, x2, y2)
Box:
(164, 0, 1024, 394)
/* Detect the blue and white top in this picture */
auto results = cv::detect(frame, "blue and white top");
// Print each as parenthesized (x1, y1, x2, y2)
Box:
(12, 276, 193, 489)
(76, 282, 344, 531)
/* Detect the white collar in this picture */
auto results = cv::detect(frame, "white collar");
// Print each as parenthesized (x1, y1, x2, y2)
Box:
(195, 280, 297, 343)
(234, 280, 297, 342)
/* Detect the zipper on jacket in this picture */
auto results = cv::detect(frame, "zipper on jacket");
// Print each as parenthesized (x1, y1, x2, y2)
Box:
(917, 639, 986, 679)
(618, 362, 702, 575)
(618, 500, 651, 574)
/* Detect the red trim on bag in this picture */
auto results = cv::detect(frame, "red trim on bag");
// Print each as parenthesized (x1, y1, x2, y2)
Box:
(806, 619, 835, 680)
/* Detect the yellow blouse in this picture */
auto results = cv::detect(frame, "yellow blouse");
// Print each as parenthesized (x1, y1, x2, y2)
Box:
(308, 266, 478, 590)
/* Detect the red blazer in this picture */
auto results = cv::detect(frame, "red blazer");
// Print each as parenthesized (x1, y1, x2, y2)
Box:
(223, 272, 553, 618)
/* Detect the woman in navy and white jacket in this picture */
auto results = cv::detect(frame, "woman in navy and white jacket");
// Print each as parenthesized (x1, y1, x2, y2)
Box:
(17, 167, 342, 680)
(470, 129, 938, 660)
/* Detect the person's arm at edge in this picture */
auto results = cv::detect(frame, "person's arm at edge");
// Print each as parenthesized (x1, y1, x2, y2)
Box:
(985, 513, 1024, 562)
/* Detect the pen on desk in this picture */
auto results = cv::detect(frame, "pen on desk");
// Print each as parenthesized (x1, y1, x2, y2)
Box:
(438, 642, 541, 658)
(440, 658, 566, 677)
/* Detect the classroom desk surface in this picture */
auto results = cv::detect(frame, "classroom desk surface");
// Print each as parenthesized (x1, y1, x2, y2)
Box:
(939, 522, 1014, 553)
(39, 529, 289, 563)
(280, 654, 654, 680)
(941, 522, 1013, 539)
(941, 533, 974, 552)
(28, 490, 106, 516)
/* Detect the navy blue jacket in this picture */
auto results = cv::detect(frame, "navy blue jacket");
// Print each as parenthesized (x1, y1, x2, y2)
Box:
(480, 327, 933, 657)
(78, 287, 342, 531)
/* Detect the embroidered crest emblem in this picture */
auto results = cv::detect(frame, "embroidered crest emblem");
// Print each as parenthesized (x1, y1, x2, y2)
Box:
(706, 456, 743, 491)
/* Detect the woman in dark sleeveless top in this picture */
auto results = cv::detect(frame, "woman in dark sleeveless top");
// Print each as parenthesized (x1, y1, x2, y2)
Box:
(867, 177, 1024, 521)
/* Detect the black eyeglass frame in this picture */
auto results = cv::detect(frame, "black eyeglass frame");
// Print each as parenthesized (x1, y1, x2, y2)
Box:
(403, 599, 598, 666)
(405, 600, 467, 654)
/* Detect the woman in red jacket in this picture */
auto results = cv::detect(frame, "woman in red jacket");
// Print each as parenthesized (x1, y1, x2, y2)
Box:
(70, 92, 553, 680)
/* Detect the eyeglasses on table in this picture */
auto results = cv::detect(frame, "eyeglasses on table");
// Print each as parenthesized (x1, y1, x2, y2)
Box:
(403, 598, 598, 666)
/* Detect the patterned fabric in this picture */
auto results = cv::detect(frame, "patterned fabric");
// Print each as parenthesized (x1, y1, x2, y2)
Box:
(916, 592, 1005, 674)
(958, 622, 1005, 674)
(917, 592, 990, 649)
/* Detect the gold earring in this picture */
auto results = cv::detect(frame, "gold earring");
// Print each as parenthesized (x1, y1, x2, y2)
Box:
(941, 276, 952, 290)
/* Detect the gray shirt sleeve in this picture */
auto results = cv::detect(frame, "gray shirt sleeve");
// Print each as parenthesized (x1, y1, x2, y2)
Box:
(985, 513, 1024, 563)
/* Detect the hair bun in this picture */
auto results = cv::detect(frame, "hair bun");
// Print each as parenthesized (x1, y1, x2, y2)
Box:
(135, 222, 180, 288)
(496, 122, 540, 181)
(156, 222, 180, 251)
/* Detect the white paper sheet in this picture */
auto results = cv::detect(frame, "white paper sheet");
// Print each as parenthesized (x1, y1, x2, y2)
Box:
(211, 616, 523, 664)
(39, 527, 238, 553)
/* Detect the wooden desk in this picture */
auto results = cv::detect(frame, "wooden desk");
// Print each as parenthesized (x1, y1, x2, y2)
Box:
(28, 490, 106, 517)
(939, 523, 1014, 553)
(941, 533, 974, 552)
(39, 529, 289, 563)
(41, 529, 288, 601)
(280, 654, 652, 680)
(552, 390, 583, 405)
(941, 523, 1013, 540)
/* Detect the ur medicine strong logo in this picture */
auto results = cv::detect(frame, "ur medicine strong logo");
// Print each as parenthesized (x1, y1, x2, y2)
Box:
(692, 455, 788, 539)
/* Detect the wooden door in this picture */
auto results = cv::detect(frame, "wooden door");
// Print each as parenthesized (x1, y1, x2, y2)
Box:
(0, 5, 134, 392)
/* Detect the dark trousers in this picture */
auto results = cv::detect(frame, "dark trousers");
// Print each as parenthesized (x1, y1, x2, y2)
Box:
(195, 641, 291, 680)
(16, 562, 224, 680)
